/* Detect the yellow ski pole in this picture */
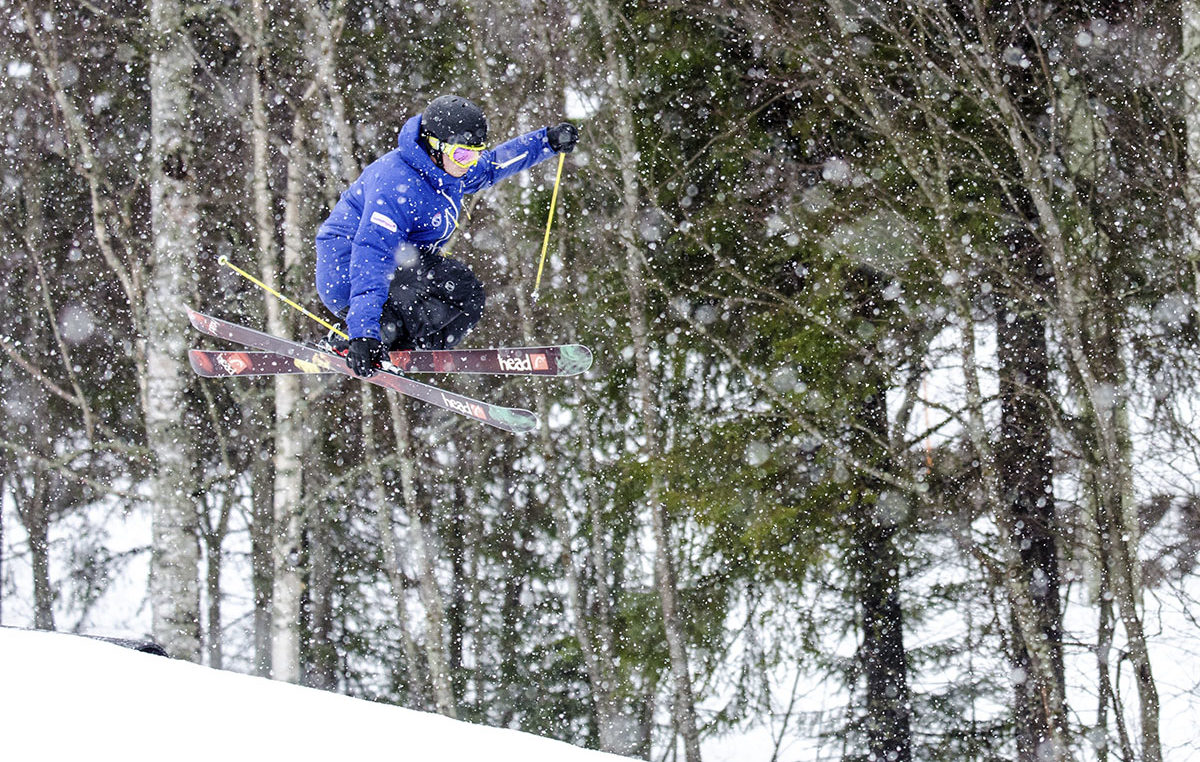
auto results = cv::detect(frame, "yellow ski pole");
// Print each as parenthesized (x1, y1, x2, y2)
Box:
(533, 152, 566, 298)
(218, 256, 347, 339)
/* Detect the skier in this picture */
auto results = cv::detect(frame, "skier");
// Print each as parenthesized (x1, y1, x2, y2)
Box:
(315, 94, 579, 377)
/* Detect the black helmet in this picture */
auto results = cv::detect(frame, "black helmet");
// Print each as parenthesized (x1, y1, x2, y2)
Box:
(421, 95, 488, 146)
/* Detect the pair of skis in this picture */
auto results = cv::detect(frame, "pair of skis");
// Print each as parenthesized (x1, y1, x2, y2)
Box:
(186, 308, 591, 433)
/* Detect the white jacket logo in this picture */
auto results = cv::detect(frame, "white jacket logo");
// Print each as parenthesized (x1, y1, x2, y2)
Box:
(498, 353, 548, 372)
(370, 211, 398, 232)
(441, 393, 487, 420)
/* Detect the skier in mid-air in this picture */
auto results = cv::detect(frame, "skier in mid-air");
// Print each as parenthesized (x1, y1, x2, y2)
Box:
(315, 94, 579, 377)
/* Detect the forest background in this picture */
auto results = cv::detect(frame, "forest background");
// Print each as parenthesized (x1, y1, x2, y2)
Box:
(2, 1, 1200, 761)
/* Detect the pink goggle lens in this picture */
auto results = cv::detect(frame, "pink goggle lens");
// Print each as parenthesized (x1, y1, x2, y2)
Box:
(450, 146, 482, 167)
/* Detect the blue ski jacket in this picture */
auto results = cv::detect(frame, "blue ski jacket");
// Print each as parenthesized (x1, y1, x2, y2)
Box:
(316, 114, 557, 340)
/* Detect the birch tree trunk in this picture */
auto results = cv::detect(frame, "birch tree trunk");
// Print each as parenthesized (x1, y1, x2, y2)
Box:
(388, 395, 456, 717)
(1184, 0, 1200, 303)
(989, 81, 1161, 762)
(145, 0, 201, 661)
(365, 388, 430, 707)
(238, 0, 308, 684)
(0, 470, 5, 624)
(304, 509, 338, 690)
(203, 521, 224, 669)
(1086, 304, 1158, 762)
(948, 233, 1073, 762)
(269, 3, 355, 678)
(268, 324, 304, 683)
(926, 6, 1155, 756)
(1094, 555, 1135, 762)
(995, 234, 1064, 762)
(304, 3, 357, 190)
(268, 83, 318, 683)
(591, 1, 701, 758)
(16, 473, 54, 631)
(250, 450, 274, 676)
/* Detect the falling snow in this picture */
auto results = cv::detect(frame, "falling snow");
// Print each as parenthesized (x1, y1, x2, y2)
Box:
(2, 3, 1200, 762)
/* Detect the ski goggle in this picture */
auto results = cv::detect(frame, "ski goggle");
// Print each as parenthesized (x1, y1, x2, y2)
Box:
(428, 136, 485, 168)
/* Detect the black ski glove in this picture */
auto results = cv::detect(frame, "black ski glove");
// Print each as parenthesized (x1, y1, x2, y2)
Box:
(347, 337, 387, 377)
(547, 122, 579, 153)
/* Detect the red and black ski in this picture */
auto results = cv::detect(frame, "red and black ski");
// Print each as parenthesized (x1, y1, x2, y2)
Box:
(189, 349, 325, 377)
(186, 308, 541, 434)
(189, 342, 591, 378)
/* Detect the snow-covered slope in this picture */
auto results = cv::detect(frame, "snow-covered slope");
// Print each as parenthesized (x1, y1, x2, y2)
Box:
(0, 627, 630, 761)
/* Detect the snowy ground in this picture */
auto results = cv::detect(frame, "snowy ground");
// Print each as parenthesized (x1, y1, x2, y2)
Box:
(4, 509, 1200, 761)
(0, 627, 631, 762)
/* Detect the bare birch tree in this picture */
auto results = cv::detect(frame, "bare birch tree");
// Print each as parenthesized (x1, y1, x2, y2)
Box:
(267, 78, 322, 681)
(259, 0, 362, 683)
(228, 0, 310, 685)
(145, 0, 202, 661)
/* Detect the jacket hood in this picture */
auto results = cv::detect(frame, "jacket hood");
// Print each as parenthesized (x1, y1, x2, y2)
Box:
(397, 114, 461, 194)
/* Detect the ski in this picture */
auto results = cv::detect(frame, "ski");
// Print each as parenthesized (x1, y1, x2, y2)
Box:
(186, 308, 539, 434)
(189, 349, 332, 377)
(189, 342, 591, 378)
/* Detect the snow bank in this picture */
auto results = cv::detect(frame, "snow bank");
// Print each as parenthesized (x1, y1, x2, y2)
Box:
(0, 627, 629, 761)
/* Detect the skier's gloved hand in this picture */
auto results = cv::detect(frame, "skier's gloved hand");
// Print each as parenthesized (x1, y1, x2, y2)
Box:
(347, 337, 387, 377)
(547, 122, 579, 153)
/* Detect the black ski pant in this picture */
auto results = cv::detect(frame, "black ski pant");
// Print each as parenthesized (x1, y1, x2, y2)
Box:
(379, 252, 485, 351)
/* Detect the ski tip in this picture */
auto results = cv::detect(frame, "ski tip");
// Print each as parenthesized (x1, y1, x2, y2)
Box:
(190, 349, 260, 377)
(188, 349, 217, 376)
(185, 307, 208, 331)
(186, 308, 240, 340)
(498, 413, 540, 434)
(477, 405, 539, 433)
(558, 345, 593, 376)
